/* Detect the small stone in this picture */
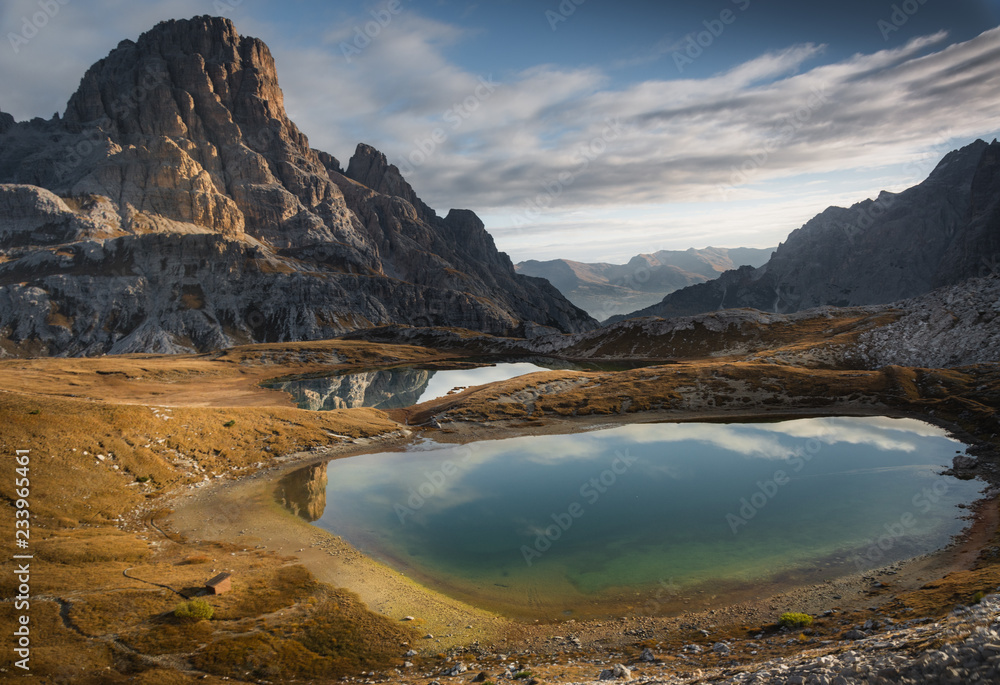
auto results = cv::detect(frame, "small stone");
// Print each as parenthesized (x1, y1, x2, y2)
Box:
(953, 455, 976, 469)
(712, 641, 731, 655)
(442, 662, 467, 676)
(598, 663, 632, 680)
(640, 647, 655, 662)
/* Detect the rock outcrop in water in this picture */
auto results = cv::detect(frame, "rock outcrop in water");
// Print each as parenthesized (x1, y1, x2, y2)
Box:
(615, 140, 1000, 321)
(0, 16, 594, 356)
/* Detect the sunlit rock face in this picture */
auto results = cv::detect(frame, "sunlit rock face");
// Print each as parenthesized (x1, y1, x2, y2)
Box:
(0, 16, 594, 356)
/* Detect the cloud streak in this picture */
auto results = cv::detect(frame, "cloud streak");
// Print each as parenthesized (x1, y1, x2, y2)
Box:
(2, 3, 999, 260)
(276, 23, 995, 203)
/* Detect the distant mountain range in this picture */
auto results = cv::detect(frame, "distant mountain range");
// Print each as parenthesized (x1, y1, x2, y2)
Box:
(516, 247, 773, 320)
(0, 16, 593, 356)
(612, 139, 1000, 323)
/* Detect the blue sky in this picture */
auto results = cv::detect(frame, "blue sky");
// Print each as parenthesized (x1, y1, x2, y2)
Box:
(3, 0, 1000, 262)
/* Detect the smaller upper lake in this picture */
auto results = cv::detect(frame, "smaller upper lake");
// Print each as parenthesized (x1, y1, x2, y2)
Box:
(263, 358, 655, 411)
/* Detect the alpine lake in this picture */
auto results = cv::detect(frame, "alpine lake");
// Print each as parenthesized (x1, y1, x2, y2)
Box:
(273, 375, 983, 619)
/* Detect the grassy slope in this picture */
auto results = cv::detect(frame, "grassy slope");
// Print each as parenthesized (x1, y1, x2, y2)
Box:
(0, 340, 444, 683)
(0, 327, 998, 682)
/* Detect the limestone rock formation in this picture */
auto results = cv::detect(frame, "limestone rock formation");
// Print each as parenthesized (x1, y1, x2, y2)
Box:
(849, 275, 1000, 368)
(0, 16, 593, 356)
(617, 140, 1000, 321)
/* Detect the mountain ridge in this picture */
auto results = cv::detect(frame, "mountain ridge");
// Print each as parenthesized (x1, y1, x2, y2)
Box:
(612, 139, 1000, 323)
(516, 246, 773, 320)
(0, 16, 594, 356)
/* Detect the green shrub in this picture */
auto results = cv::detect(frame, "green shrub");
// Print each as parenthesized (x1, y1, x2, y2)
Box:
(513, 671, 533, 679)
(972, 591, 986, 604)
(778, 612, 813, 628)
(175, 598, 214, 621)
(223, 420, 236, 427)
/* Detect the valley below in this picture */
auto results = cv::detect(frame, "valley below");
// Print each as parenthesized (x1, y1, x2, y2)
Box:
(4, 302, 1000, 684)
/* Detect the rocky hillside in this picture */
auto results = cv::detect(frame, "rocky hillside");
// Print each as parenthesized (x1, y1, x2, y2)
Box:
(850, 275, 1000, 368)
(516, 247, 772, 320)
(616, 139, 1000, 322)
(0, 16, 593, 356)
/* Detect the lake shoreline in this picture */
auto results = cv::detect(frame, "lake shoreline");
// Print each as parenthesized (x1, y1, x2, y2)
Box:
(166, 403, 1000, 656)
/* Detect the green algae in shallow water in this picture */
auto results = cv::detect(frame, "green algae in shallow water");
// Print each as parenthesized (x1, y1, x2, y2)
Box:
(284, 416, 982, 619)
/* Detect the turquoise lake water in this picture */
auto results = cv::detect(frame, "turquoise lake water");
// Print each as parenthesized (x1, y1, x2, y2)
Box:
(287, 417, 981, 618)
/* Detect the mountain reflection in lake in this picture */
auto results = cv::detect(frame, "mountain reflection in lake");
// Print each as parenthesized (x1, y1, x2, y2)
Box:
(276, 416, 983, 620)
(267, 367, 433, 411)
(265, 360, 626, 411)
(275, 462, 328, 521)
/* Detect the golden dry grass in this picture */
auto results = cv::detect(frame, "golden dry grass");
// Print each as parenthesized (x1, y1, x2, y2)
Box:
(0, 342, 430, 682)
(0, 331, 997, 683)
(0, 338, 457, 407)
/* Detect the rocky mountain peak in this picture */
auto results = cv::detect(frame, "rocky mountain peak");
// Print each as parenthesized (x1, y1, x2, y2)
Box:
(616, 139, 1000, 321)
(921, 138, 989, 188)
(63, 15, 305, 152)
(0, 15, 594, 356)
(345, 143, 436, 223)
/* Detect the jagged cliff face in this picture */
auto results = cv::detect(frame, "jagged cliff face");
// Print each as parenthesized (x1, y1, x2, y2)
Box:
(0, 16, 593, 356)
(618, 140, 1000, 321)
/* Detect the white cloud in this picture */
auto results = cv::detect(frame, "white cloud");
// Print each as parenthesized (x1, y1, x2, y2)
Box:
(270, 22, 1000, 258)
(3, 4, 999, 260)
